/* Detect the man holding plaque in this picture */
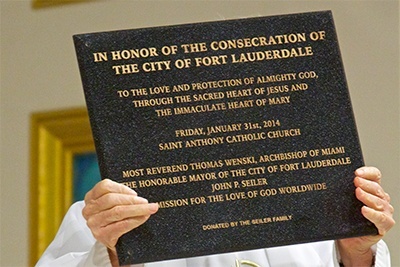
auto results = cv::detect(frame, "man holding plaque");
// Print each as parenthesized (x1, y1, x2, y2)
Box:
(39, 11, 396, 267)
(36, 166, 394, 267)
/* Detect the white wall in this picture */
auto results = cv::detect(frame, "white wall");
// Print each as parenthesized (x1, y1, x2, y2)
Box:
(1, 1, 399, 266)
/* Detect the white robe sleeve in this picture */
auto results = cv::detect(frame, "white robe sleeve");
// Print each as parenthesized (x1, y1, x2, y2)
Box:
(35, 201, 112, 267)
(374, 240, 391, 267)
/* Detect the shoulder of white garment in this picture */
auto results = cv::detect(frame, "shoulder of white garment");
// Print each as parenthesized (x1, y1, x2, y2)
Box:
(141, 239, 390, 267)
(37, 201, 392, 267)
(141, 241, 336, 267)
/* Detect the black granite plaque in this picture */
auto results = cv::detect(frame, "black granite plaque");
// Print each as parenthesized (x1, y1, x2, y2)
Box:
(73, 11, 377, 265)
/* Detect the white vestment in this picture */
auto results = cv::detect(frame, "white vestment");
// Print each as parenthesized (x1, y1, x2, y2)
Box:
(36, 201, 391, 267)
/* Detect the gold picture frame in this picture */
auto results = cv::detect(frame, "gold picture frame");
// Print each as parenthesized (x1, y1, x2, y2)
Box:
(29, 107, 94, 266)
(32, 0, 96, 9)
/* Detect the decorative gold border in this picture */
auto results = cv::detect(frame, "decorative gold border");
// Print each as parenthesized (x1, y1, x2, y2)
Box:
(29, 107, 94, 266)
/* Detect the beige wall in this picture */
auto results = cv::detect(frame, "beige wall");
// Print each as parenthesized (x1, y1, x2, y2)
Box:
(1, 1, 399, 266)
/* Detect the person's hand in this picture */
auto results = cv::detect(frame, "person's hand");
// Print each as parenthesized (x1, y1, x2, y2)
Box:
(337, 166, 395, 266)
(82, 179, 158, 258)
